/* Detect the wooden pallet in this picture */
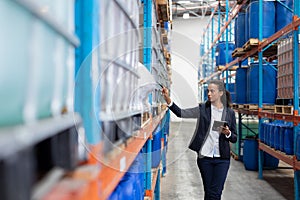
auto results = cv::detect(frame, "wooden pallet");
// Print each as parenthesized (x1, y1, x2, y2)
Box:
(231, 104, 246, 109)
(238, 104, 244, 109)
(231, 103, 239, 109)
(232, 48, 245, 58)
(157, 2, 170, 22)
(217, 65, 238, 71)
(242, 104, 274, 111)
(275, 105, 293, 114)
(243, 38, 259, 51)
(243, 104, 259, 110)
(242, 38, 278, 57)
(157, 0, 168, 4)
(263, 105, 275, 111)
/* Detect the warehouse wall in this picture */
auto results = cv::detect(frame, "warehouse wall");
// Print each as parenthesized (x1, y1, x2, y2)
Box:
(170, 17, 209, 121)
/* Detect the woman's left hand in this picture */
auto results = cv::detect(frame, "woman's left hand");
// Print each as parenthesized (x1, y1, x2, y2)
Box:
(221, 126, 231, 136)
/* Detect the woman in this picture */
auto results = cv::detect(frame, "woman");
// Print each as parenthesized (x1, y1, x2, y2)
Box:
(162, 80, 237, 200)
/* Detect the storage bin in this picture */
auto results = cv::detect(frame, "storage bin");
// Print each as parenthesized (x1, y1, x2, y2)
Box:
(152, 126, 162, 168)
(235, 68, 247, 104)
(247, 63, 277, 104)
(228, 83, 236, 103)
(0, 1, 33, 126)
(274, 124, 281, 150)
(275, 0, 293, 32)
(279, 125, 286, 151)
(259, 122, 265, 143)
(264, 123, 270, 145)
(284, 126, 294, 155)
(269, 123, 275, 148)
(0, 0, 75, 126)
(235, 12, 246, 48)
(243, 137, 279, 171)
(243, 137, 258, 171)
(248, 1, 275, 39)
(264, 152, 279, 169)
(296, 130, 300, 160)
(215, 42, 236, 66)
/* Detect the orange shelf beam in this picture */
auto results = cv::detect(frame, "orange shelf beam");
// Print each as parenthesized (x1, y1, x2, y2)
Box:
(98, 111, 166, 200)
(259, 141, 294, 167)
(258, 111, 275, 119)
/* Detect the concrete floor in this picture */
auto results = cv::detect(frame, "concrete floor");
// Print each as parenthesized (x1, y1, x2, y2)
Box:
(161, 121, 294, 200)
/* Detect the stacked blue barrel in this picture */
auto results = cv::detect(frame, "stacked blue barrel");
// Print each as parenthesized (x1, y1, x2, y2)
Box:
(109, 151, 145, 200)
(215, 41, 235, 66)
(260, 121, 294, 155)
(240, 0, 293, 44)
(247, 63, 277, 104)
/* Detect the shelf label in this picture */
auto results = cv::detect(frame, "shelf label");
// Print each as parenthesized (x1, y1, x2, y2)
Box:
(144, 132, 147, 139)
(283, 116, 285, 120)
(120, 157, 126, 172)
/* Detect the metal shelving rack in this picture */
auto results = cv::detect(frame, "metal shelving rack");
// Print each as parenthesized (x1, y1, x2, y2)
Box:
(200, 0, 300, 199)
(198, 0, 248, 101)
(0, 0, 171, 200)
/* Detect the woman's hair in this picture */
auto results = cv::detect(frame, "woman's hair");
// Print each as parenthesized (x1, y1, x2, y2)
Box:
(208, 80, 232, 108)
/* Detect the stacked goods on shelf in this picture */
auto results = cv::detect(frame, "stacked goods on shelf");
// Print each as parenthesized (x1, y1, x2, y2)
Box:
(243, 136, 279, 171)
(152, 125, 162, 168)
(277, 37, 300, 100)
(228, 83, 236, 103)
(296, 127, 300, 160)
(152, 1, 171, 116)
(235, 67, 247, 104)
(260, 121, 294, 155)
(99, 0, 140, 152)
(0, 1, 79, 199)
(215, 41, 236, 66)
(243, 122, 279, 171)
(275, 0, 293, 32)
(234, 11, 246, 48)
(247, 62, 277, 104)
(0, 0, 75, 126)
(248, 1, 275, 39)
(109, 152, 145, 200)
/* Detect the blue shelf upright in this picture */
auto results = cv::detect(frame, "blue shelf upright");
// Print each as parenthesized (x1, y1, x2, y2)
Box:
(75, 0, 101, 145)
(294, 1, 300, 199)
(143, 0, 153, 196)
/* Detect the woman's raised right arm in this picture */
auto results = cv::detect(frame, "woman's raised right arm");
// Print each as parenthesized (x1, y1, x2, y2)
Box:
(162, 87, 199, 118)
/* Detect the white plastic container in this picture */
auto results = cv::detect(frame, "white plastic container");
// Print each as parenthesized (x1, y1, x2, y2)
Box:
(0, 1, 32, 126)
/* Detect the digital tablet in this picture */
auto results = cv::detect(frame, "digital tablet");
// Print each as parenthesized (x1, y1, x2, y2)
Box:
(212, 120, 228, 131)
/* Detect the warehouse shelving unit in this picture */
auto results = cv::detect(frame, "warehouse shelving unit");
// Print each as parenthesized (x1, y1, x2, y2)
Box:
(0, 0, 172, 200)
(198, 0, 248, 96)
(200, 0, 300, 199)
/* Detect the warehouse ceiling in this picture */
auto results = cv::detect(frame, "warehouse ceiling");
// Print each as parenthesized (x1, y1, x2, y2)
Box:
(172, 0, 237, 19)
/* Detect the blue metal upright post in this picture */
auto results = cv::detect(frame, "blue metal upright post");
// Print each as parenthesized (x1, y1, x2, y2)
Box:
(258, 0, 264, 180)
(225, 0, 229, 88)
(154, 169, 161, 200)
(211, 9, 215, 70)
(293, 1, 300, 199)
(144, 0, 153, 193)
(238, 113, 242, 160)
(75, 0, 101, 144)
(218, 3, 221, 37)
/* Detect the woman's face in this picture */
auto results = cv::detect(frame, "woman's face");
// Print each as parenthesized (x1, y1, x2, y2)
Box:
(207, 83, 223, 103)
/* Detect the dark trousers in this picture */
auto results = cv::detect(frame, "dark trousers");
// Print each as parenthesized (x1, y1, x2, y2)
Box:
(197, 157, 230, 200)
